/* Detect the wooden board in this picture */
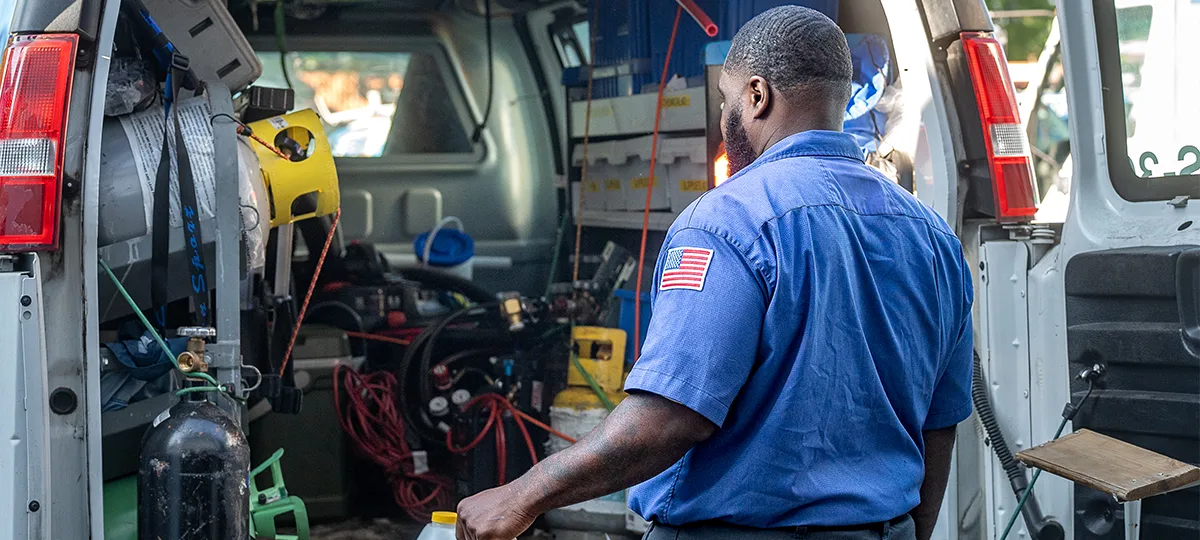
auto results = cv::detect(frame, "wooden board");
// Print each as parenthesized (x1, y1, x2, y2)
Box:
(1016, 429, 1200, 502)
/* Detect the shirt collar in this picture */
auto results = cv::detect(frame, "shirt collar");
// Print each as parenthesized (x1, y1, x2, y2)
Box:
(755, 130, 866, 165)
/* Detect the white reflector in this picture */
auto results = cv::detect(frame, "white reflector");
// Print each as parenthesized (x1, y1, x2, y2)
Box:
(0, 138, 56, 176)
(989, 123, 1030, 158)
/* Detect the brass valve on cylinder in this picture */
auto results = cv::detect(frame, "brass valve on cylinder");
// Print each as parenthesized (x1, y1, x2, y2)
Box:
(176, 327, 217, 374)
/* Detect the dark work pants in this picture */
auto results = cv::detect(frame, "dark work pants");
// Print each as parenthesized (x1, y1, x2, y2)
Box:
(642, 515, 917, 540)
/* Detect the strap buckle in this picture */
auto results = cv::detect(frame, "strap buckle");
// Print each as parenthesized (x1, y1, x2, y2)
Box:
(170, 53, 191, 73)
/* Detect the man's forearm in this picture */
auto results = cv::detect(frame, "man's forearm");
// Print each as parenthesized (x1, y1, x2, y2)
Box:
(509, 393, 715, 515)
(913, 426, 957, 540)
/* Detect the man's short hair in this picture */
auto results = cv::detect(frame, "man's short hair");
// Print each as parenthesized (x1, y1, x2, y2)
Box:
(724, 6, 853, 106)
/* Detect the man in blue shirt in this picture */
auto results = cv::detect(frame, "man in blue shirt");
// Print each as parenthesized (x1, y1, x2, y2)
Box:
(456, 6, 973, 540)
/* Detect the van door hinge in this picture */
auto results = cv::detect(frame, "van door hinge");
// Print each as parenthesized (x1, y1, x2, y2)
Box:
(1003, 224, 1057, 244)
(1168, 195, 1189, 208)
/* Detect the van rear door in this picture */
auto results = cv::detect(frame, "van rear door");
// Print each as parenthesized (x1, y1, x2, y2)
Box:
(1045, 1, 1199, 538)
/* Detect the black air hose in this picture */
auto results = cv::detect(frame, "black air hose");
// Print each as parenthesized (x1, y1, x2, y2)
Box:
(399, 267, 494, 304)
(972, 352, 1064, 540)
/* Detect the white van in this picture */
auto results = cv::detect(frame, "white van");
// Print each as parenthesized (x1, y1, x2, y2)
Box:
(0, 1, 1194, 539)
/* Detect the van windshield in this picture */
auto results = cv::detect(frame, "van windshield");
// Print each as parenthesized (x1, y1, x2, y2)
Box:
(1098, 0, 1200, 201)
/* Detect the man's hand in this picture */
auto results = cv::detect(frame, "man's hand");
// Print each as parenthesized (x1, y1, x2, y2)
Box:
(455, 393, 714, 539)
(456, 484, 536, 540)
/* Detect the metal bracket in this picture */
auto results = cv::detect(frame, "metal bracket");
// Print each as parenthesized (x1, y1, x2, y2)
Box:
(1003, 223, 1058, 244)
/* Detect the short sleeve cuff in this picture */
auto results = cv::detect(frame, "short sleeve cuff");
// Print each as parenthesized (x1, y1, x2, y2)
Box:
(625, 365, 730, 426)
(924, 402, 973, 431)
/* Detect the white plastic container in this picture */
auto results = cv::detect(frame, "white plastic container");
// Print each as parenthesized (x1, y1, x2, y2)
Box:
(663, 137, 710, 214)
(416, 512, 458, 540)
(544, 397, 628, 534)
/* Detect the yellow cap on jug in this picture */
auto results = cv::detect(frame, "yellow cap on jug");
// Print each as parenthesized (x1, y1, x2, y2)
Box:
(432, 511, 458, 525)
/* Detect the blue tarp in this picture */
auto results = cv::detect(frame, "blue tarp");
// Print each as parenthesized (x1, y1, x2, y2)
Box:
(100, 324, 187, 411)
(843, 33, 891, 156)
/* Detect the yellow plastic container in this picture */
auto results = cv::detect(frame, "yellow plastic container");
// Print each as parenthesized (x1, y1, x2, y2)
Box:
(569, 327, 627, 394)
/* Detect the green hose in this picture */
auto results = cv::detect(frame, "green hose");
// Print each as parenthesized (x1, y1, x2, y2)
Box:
(274, 2, 293, 90)
(98, 259, 225, 395)
(999, 414, 1070, 540)
(571, 353, 616, 412)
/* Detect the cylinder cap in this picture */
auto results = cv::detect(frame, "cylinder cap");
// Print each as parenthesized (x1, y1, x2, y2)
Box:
(432, 511, 457, 525)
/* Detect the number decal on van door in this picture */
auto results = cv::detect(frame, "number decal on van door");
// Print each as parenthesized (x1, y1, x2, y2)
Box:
(1128, 146, 1200, 177)
(1179, 146, 1200, 176)
(1138, 151, 1159, 178)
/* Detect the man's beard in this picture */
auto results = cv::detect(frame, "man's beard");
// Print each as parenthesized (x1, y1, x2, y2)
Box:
(723, 105, 757, 176)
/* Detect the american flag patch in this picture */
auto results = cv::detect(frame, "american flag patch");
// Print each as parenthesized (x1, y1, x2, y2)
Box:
(660, 247, 714, 291)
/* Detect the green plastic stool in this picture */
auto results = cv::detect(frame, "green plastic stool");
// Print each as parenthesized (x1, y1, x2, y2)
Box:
(249, 449, 310, 540)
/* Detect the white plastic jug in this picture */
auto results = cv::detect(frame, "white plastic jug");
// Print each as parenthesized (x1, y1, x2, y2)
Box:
(416, 511, 457, 540)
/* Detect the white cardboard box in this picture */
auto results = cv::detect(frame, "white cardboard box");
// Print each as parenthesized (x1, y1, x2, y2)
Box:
(664, 137, 710, 214)
(622, 136, 670, 211)
(572, 143, 607, 211)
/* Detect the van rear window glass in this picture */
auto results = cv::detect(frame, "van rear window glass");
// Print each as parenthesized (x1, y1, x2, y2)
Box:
(255, 50, 474, 158)
(1096, 0, 1200, 201)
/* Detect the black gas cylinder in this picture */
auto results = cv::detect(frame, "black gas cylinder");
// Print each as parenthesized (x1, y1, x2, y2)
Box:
(138, 395, 250, 540)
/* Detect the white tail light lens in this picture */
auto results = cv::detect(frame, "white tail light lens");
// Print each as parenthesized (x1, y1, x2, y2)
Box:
(0, 34, 78, 251)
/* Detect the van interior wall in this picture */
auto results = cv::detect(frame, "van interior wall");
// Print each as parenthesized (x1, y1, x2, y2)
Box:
(235, 4, 559, 297)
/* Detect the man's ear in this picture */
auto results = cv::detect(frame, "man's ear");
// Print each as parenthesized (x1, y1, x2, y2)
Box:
(747, 75, 771, 119)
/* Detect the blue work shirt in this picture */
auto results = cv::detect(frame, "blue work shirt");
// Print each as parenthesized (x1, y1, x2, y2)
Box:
(625, 130, 974, 528)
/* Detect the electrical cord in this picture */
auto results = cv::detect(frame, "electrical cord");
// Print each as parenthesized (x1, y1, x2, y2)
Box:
(446, 393, 577, 486)
(274, 1, 293, 90)
(334, 364, 452, 521)
(633, 5, 683, 360)
(471, 0, 494, 143)
(210, 113, 291, 160)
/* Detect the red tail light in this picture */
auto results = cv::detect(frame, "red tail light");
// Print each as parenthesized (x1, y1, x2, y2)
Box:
(961, 32, 1038, 222)
(0, 34, 78, 251)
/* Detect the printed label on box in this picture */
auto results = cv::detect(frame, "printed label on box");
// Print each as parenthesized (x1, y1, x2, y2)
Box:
(662, 95, 691, 108)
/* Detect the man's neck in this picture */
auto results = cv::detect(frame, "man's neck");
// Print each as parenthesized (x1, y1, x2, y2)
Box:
(756, 117, 843, 156)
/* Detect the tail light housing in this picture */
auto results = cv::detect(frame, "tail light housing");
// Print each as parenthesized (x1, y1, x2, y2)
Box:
(961, 32, 1038, 222)
(0, 34, 78, 251)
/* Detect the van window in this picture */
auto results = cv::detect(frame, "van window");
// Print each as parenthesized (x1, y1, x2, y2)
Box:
(1096, 0, 1200, 201)
(255, 48, 476, 159)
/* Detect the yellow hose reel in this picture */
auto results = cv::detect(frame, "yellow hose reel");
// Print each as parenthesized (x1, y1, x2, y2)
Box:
(247, 109, 341, 228)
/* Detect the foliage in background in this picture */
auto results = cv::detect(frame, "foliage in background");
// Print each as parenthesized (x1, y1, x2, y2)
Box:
(988, 0, 1056, 61)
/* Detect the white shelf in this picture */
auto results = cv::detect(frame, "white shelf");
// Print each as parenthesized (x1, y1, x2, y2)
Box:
(576, 209, 677, 231)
